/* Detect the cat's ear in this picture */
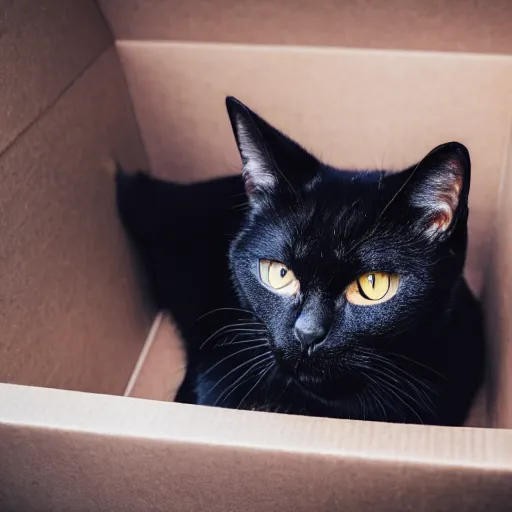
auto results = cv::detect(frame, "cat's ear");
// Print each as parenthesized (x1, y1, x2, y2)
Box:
(406, 142, 470, 240)
(226, 96, 317, 202)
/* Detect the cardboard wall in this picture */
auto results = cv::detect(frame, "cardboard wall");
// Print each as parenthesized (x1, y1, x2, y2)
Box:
(99, 0, 512, 54)
(1, 385, 511, 512)
(0, 1, 152, 394)
(484, 127, 512, 428)
(0, 0, 112, 153)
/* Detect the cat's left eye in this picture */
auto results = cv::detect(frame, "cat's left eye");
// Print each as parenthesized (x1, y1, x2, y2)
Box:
(259, 259, 299, 296)
(346, 271, 399, 305)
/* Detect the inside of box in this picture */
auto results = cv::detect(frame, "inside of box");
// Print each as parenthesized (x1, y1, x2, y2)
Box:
(2, 0, 512, 430)
(116, 41, 512, 428)
(104, 4, 512, 429)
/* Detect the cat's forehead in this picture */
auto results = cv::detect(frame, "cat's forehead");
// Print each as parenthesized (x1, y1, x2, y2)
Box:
(292, 170, 389, 250)
(289, 197, 372, 261)
(253, 168, 402, 267)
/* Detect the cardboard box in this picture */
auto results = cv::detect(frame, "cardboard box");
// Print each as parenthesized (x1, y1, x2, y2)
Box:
(1, 1, 511, 510)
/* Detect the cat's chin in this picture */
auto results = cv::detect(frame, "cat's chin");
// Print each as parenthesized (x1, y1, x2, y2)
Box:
(278, 363, 366, 404)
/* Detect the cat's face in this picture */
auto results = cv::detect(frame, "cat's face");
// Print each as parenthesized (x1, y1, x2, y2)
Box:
(226, 97, 470, 406)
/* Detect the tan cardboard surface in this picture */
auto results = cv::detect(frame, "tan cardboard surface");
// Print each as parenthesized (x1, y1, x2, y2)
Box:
(484, 127, 512, 428)
(0, 0, 112, 154)
(100, 0, 512, 54)
(118, 42, 512, 298)
(125, 313, 186, 400)
(1, 384, 512, 511)
(0, 47, 151, 393)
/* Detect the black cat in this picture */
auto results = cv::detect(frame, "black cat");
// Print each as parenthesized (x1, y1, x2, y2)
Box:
(116, 97, 484, 426)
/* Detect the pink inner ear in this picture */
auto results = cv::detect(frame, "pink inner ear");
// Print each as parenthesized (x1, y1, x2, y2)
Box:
(431, 210, 453, 232)
(428, 165, 463, 234)
(244, 175, 256, 196)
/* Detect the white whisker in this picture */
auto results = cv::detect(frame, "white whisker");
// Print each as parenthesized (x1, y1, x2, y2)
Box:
(214, 356, 273, 407)
(205, 352, 272, 402)
(201, 343, 267, 379)
(237, 363, 275, 410)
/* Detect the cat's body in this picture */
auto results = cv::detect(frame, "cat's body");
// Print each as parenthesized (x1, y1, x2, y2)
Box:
(116, 97, 485, 426)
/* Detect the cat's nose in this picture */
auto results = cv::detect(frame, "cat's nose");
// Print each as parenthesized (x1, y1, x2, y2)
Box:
(294, 313, 328, 354)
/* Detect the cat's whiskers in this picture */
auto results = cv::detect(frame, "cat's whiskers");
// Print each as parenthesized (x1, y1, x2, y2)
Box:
(228, 336, 268, 348)
(357, 347, 438, 417)
(215, 360, 272, 408)
(225, 331, 265, 346)
(385, 351, 447, 381)
(214, 355, 273, 407)
(369, 372, 425, 424)
(217, 329, 267, 348)
(237, 362, 275, 410)
(370, 364, 436, 417)
(358, 347, 439, 389)
(358, 370, 388, 421)
(369, 388, 389, 422)
(200, 343, 268, 379)
(356, 393, 367, 421)
(372, 357, 437, 398)
(232, 201, 250, 211)
(366, 376, 403, 422)
(197, 307, 256, 321)
(200, 322, 264, 350)
(205, 351, 272, 403)
(270, 374, 291, 412)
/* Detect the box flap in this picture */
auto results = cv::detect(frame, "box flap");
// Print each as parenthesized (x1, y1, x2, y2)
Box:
(0, 0, 112, 154)
(0, 384, 511, 511)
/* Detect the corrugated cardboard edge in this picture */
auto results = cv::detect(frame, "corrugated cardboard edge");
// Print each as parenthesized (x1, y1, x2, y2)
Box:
(124, 313, 165, 397)
(123, 313, 186, 401)
(1, 383, 511, 469)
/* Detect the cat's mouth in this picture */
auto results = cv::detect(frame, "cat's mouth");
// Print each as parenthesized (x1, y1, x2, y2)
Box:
(290, 370, 366, 403)
(274, 351, 366, 401)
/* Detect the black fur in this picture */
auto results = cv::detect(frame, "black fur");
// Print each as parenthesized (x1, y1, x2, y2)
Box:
(116, 97, 484, 425)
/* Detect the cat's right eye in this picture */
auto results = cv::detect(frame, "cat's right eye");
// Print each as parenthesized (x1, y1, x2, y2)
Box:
(346, 271, 400, 305)
(259, 259, 299, 296)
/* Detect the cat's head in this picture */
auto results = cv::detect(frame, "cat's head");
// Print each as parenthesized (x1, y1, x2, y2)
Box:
(226, 96, 471, 409)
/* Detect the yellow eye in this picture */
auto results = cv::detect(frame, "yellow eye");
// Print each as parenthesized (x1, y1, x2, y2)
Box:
(346, 272, 399, 305)
(259, 260, 299, 296)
